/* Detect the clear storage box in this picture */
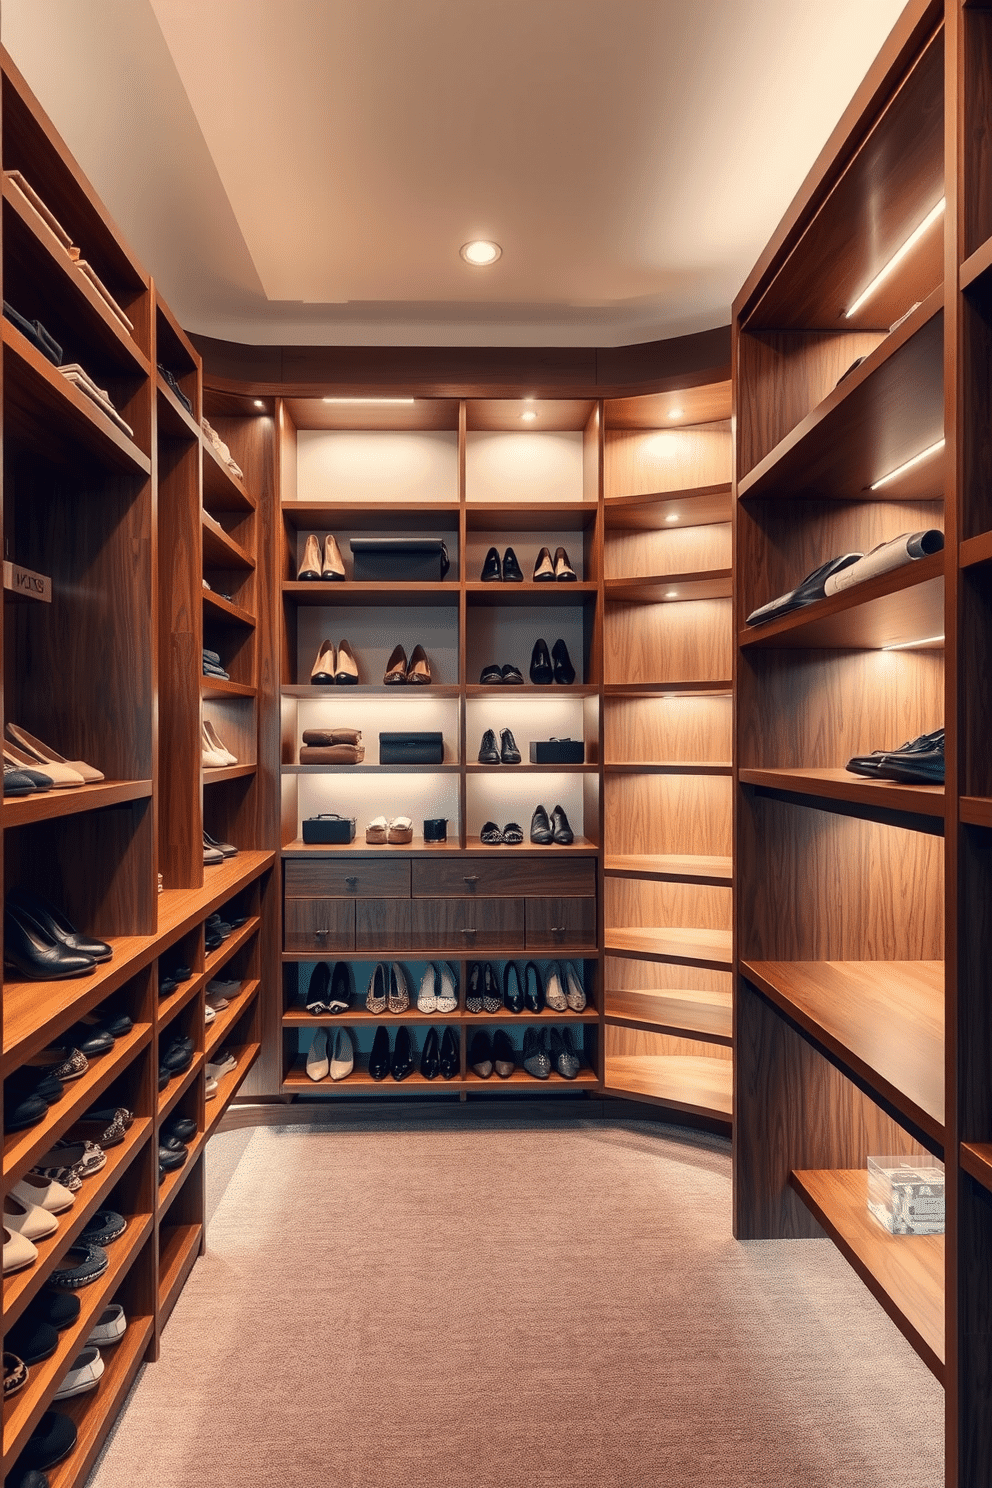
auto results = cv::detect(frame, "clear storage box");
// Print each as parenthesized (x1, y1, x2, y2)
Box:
(867, 1155, 945, 1235)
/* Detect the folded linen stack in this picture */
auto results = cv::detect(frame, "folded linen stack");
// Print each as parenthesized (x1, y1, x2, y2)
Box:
(202, 647, 230, 680)
(59, 363, 133, 437)
(3, 301, 62, 365)
(299, 728, 364, 764)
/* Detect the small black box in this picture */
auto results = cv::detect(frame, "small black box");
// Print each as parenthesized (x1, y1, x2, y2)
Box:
(529, 739, 585, 764)
(379, 731, 444, 765)
(350, 538, 450, 582)
(302, 813, 356, 844)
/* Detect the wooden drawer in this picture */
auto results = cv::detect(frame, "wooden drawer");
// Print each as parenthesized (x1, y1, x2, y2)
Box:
(356, 897, 525, 951)
(284, 898, 356, 951)
(525, 896, 597, 950)
(284, 859, 411, 898)
(412, 856, 596, 898)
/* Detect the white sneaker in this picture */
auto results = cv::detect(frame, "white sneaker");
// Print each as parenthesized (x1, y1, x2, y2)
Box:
(305, 1030, 328, 1081)
(329, 1028, 354, 1081)
(54, 1345, 104, 1399)
(417, 964, 438, 1014)
(87, 1304, 126, 1346)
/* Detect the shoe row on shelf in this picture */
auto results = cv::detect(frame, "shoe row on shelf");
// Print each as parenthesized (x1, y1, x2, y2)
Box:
(2, 723, 105, 796)
(301, 637, 579, 687)
(480, 639, 575, 686)
(203, 829, 238, 865)
(845, 727, 944, 785)
(296, 958, 587, 1016)
(303, 1022, 585, 1082)
(289, 726, 585, 769)
(481, 804, 574, 846)
(4, 1015, 130, 1133)
(294, 538, 579, 585)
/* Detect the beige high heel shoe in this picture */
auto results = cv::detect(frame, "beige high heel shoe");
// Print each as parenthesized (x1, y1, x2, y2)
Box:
(310, 640, 336, 685)
(322, 535, 345, 580)
(202, 720, 237, 765)
(334, 639, 359, 685)
(297, 534, 322, 581)
(4, 744, 83, 788)
(5, 724, 103, 783)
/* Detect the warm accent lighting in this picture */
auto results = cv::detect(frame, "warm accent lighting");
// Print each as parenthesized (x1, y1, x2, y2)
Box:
(882, 634, 944, 651)
(869, 438, 944, 491)
(521, 410, 537, 421)
(845, 199, 944, 318)
(460, 240, 502, 266)
(665, 514, 679, 523)
(253, 399, 265, 409)
(666, 590, 678, 599)
(668, 408, 684, 420)
(321, 397, 416, 405)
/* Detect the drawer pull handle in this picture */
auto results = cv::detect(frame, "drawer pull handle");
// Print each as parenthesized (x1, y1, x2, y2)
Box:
(551, 926, 566, 933)
(460, 927, 477, 935)
(463, 874, 479, 884)
(345, 876, 358, 887)
(314, 929, 330, 940)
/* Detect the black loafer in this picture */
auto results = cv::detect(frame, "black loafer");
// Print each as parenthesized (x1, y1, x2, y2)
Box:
(480, 821, 503, 845)
(162, 1036, 194, 1073)
(439, 1026, 460, 1079)
(500, 728, 521, 764)
(530, 805, 553, 844)
(420, 1026, 440, 1079)
(745, 551, 862, 626)
(551, 804, 574, 844)
(64, 1025, 114, 1056)
(502, 547, 523, 582)
(16, 1409, 77, 1472)
(480, 546, 502, 581)
(162, 1114, 197, 1142)
(552, 638, 576, 685)
(158, 1144, 187, 1172)
(846, 727, 945, 785)
(479, 663, 503, 685)
(368, 1025, 390, 1080)
(501, 664, 524, 685)
(502, 821, 524, 845)
(49, 1244, 109, 1289)
(530, 639, 553, 685)
(37, 1288, 81, 1331)
(4, 1092, 48, 1131)
(159, 1133, 186, 1153)
(5, 1318, 58, 1365)
(99, 1011, 133, 1037)
(478, 729, 500, 764)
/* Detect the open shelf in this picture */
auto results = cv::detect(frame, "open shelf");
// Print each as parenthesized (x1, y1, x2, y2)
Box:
(742, 959, 944, 1147)
(740, 553, 944, 650)
(204, 1044, 261, 1135)
(960, 1142, 992, 1194)
(604, 483, 732, 531)
(203, 590, 255, 629)
(604, 761, 732, 776)
(604, 682, 732, 698)
(604, 1053, 732, 1119)
(43, 1312, 154, 1488)
(283, 500, 460, 530)
(157, 1133, 207, 1218)
(201, 676, 256, 700)
(156, 372, 200, 441)
(2, 778, 152, 827)
(158, 1221, 203, 1326)
(201, 512, 253, 570)
(605, 988, 732, 1045)
(284, 580, 459, 607)
(790, 1168, 944, 1381)
(606, 571, 732, 603)
(206, 979, 260, 1058)
(203, 763, 256, 785)
(604, 927, 732, 970)
(739, 767, 945, 821)
(202, 438, 253, 511)
(604, 853, 732, 885)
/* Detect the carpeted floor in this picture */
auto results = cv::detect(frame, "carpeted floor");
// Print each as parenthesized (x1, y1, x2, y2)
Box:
(89, 1118, 943, 1488)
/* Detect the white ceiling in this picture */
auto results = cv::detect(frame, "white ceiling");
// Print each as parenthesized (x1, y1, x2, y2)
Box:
(2, 0, 908, 348)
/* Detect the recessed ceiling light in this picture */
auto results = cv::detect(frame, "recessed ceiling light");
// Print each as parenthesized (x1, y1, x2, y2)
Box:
(521, 410, 537, 422)
(460, 240, 502, 266)
(253, 399, 265, 409)
(668, 408, 684, 420)
(321, 397, 415, 405)
(665, 514, 679, 523)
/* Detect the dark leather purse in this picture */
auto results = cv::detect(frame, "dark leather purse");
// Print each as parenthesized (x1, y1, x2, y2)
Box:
(301, 813, 356, 844)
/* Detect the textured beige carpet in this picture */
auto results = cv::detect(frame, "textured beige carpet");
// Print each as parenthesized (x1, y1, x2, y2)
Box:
(90, 1118, 942, 1488)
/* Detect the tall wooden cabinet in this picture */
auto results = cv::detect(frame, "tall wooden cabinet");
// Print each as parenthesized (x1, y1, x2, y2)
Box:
(732, 0, 992, 1480)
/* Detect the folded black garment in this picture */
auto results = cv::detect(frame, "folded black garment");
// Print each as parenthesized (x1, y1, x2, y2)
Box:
(746, 552, 862, 627)
(157, 363, 192, 413)
(3, 301, 62, 365)
(846, 727, 944, 785)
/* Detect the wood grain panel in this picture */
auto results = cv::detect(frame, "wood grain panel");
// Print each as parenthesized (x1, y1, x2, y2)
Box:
(605, 953, 731, 996)
(603, 773, 731, 856)
(964, 7, 992, 256)
(605, 853, 732, 884)
(961, 286, 992, 540)
(604, 598, 732, 685)
(606, 987, 732, 1042)
(413, 855, 595, 898)
(957, 1173, 992, 1486)
(605, 877, 732, 934)
(734, 978, 919, 1239)
(604, 521, 731, 582)
(740, 564, 944, 652)
(960, 557, 992, 799)
(604, 424, 731, 499)
(285, 857, 411, 897)
(606, 1024, 731, 1062)
(737, 792, 943, 962)
(604, 382, 731, 429)
(355, 897, 525, 951)
(605, 927, 732, 969)
(605, 484, 732, 531)
(282, 897, 355, 951)
(605, 1048, 732, 1116)
(957, 824, 992, 1140)
(524, 895, 596, 949)
(604, 695, 732, 764)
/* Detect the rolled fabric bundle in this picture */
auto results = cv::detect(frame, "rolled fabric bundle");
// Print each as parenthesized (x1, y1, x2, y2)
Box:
(299, 743, 365, 764)
(823, 530, 944, 596)
(301, 728, 362, 746)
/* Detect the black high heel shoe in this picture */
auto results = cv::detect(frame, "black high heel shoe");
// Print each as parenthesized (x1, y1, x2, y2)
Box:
(502, 547, 523, 582)
(4, 902, 97, 981)
(466, 962, 484, 1013)
(7, 888, 111, 963)
(391, 1026, 414, 1081)
(328, 961, 351, 1013)
(552, 639, 576, 685)
(439, 1026, 460, 1079)
(482, 962, 501, 1013)
(481, 546, 502, 582)
(530, 638, 553, 685)
(503, 961, 524, 1013)
(524, 961, 544, 1013)
(551, 804, 574, 845)
(368, 1026, 390, 1080)
(420, 1026, 440, 1079)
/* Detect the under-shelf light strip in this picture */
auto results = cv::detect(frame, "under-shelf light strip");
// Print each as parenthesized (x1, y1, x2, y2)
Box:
(844, 198, 944, 318)
(882, 634, 944, 651)
(869, 438, 944, 491)
(321, 397, 415, 405)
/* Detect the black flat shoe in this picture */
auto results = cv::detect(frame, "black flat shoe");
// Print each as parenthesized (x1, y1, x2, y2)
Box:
(552, 638, 576, 685)
(554, 546, 577, 581)
(500, 728, 521, 764)
(480, 821, 503, 846)
(7, 888, 112, 963)
(745, 551, 861, 626)
(503, 961, 524, 1013)
(482, 962, 501, 1013)
(530, 805, 553, 844)
(391, 1026, 414, 1081)
(533, 546, 555, 581)
(368, 1025, 390, 1080)
(846, 727, 945, 785)
(493, 1029, 515, 1077)
(162, 1114, 197, 1142)
(439, 1026, 459, 1079)
(3, 763, 39, 795)
(529, 638, 553, 685)
(4, 1092, 48, 1130)
(502, 547, 523, 582)
(4, 903, 96, 981)
(551, 804, 574, 845)
(524, 960, 544, 1013)
(480, 546, 502, 581)
(158, 1145, 186, 1172)
(501, 663, 524, 685)
(478, 729, 500, 763)
(328, 961, 351, 1013)
(469, 1030, 493, 1078)
(502, 821, 524, 845)
(63, 1024, 114, 1056)
(420, 1026, 440, 1079)
(480, 663, 504, 685)
(466, 962, 484, 1013)
(522, 1026, 551, 1078)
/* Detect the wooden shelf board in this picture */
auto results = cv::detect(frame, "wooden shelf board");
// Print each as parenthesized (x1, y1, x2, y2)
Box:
(157, 971, 205, 1026)
(203, 590, 256, 629)
(959, 529, 992, 570)
(604, 483, 732, 531)
(282, 501, 459, 531)
(3, 1024, 152, 1183)
(604, 1053, 733, 1117)
(790, 1168, 944, 1380)
(205, 980, 260, 1059)
(203, 763, 256, 785)
(960, 796, 992, 829)
(282, 683, 462, 698)
(960, 1142, 992, 1193)
(604, 761, 732, 776)
(2, 778, 152, 828)
(1, 1120, 152, 1330)
(202, 438, 254, 511)
(201, 511, 253, 570)
(742, 959, 943, 1143)
(465, 683, 600, 697)
(283, 1058, 597, 1092)
(737, 290, 944, 502)
(3, 322, 150, 476)
(604, 682, 732, 698)
(157, 1221, 203, 1328)
(204, 914, 260, 982)
(204, 1043, 262, 1135)
(463, 835, 598, 853)
(156, 1132, 207, 1221)
(281, 838, 467, 857)
(464, 502, 598, 532)
(462, 1067, 598, 1089)
(200, 676, 256, 700)
(2, 1210, 154, 1470)
(960, 233, 992, 292)
(284, 763, 461, 774)
(158, 1056, 202, 1121)
(156, 374, 199, 441)
(43, 1313, 154, 1488)
(604, 852, 733, 885)
(605, 988, 733, 1044)
(740, 766, 944, 820)
(604, 927, 732, 970)
(740, 553, 944, 650)
(283, 580, 459, 608)
(606, 570, 732, 603)
(465, 763, 597, 774)
(282, 1006, 599, 1026)
(465, 582, 598, 605)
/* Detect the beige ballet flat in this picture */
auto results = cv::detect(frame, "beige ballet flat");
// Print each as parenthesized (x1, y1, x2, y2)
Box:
(322, 534, 345, 580)
(6, 723, 103, 783)
(4, 744, 83, 788)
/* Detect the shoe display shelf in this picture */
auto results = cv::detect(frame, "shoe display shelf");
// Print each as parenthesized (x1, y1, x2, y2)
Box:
(599, 383, 734, 1129)
(729, 2, 992, 1479)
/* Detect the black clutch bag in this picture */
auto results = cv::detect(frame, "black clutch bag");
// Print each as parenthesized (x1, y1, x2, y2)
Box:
(379, 731, 444, 765)
(529, 738, 585, 764)
(350, 538, 450, 582)
(302, 813, 356, 844)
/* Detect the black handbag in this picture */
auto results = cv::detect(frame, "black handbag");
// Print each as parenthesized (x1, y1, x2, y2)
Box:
(379, 731, 444, 765)
(350, 538, 450, 582)
(301, 813, 356, 844)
